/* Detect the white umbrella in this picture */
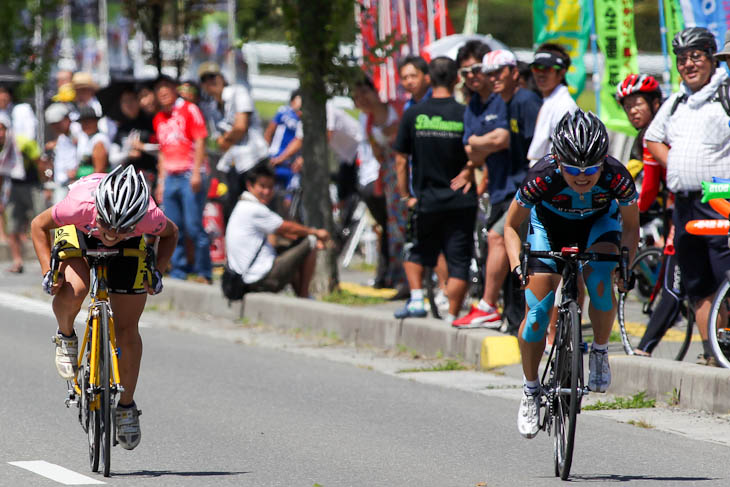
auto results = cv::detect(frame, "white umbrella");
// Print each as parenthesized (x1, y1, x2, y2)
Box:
(422, 33, 510, 61)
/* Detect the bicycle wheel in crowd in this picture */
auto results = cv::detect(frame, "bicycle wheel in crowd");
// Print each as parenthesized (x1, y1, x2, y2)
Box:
(554, 301, 581, 480)
(617, 247, 694, 360)
(708, 277, 730, 368)
(99, 305, 113, 477)
(80, 338, 100, 473)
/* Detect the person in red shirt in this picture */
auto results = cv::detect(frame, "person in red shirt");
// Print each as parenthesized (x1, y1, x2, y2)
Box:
(152, 75, 212, 283)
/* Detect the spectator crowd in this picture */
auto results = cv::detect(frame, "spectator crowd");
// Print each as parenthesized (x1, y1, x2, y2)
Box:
(2, 26, 730, 369)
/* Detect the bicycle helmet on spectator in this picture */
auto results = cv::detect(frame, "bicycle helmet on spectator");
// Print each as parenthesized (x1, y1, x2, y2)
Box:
(552, 109, 609, 167)
(95, 164, 150, 232)
(615, 74, 661, 103)
(672, 27, 717, 56)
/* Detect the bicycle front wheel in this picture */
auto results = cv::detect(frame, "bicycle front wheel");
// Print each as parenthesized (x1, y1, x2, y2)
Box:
(618, 247, 695, 360)
(708, 278, 730, 368)
(81, 340, 100, 472)
(99, 305, 112, 477)
(554, 301, 581, 480)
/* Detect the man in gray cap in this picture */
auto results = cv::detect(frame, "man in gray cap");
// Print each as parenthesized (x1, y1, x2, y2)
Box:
(45, 102, 78, 203)
(198, 62, 269, 220)
(645, 27, 730, 366)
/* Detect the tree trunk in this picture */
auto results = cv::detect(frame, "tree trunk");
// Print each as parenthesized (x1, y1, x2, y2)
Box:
(299, 81, 339, 296)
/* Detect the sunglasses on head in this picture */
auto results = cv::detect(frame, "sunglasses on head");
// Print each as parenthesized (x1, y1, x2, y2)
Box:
(531, 64, 563, 72)
(458, 64, 483, 77)
(560, 163, 602, 176)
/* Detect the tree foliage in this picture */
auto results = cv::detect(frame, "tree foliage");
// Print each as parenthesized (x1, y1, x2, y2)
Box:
(0, 0, 62, 96)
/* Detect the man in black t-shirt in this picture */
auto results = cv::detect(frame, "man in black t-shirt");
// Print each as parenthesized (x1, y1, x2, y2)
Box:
(393, 56, 478, 323)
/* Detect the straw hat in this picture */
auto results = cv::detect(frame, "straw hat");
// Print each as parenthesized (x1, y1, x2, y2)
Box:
(714, 31, 730, 61)
(72, 72, 99, 91)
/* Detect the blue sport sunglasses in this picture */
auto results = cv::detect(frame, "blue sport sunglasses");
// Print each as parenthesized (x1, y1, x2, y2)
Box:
(561, 163, 602, 176)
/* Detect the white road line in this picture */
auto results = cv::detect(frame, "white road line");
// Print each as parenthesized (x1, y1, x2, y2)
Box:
(0, 290, 152, 328)
(8, 460, 105, 485)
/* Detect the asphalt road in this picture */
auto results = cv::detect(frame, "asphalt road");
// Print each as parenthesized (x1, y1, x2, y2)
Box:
(1, 286, 729, 487)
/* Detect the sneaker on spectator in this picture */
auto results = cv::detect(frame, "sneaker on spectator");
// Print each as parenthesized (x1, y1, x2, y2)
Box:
(696, 353, 719, 367)
(394, 299, 427, 319)
(433, 289, 449, 315)
(53, 332, 78, 380)
(517, 390, 540, 439)
(115, 403, 142, 450)
(588, 349, 611, 392)
(452, 303, 501, 329)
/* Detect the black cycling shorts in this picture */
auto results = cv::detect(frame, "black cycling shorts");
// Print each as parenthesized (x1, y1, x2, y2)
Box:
(406, 207, 476, 281)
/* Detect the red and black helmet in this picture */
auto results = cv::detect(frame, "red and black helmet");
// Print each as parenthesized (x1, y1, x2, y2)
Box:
(615, 74, 661, 103)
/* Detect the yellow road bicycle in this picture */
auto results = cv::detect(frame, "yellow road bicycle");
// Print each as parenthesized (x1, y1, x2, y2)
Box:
(50, 232, 156, 477)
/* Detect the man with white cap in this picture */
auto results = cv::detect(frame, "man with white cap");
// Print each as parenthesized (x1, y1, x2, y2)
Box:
(455, 50, 543, 331)
(45, 103, 78, 203)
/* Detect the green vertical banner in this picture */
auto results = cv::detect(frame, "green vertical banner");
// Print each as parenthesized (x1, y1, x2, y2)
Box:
(463, 0, 479, 35)
(594, 0, 639, 134)
(532, 0, 591, 99)
(663, 0, 685, 92)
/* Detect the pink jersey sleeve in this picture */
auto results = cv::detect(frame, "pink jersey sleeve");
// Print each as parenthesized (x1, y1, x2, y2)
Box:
(135, 197, 167, 235)
(51, 174, 104, 231)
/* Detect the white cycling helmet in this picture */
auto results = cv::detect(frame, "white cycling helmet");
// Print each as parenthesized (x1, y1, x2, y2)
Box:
(95, 164, 150, 232)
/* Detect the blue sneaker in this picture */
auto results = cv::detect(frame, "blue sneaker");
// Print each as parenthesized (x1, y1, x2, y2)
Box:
(394, 299, 427, 319)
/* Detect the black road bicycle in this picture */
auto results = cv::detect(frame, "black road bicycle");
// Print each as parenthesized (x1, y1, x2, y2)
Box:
(520, 243, 628, 480)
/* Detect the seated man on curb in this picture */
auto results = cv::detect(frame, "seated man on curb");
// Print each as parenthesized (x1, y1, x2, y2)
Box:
(225, 164, 330, 297)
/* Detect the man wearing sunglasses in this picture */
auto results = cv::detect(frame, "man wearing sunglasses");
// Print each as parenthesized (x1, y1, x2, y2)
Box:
(644, 27, 730, 366)
(504, 110, 639, 438)
(450, 41, 511, 328)
(526, 43, 578, 166)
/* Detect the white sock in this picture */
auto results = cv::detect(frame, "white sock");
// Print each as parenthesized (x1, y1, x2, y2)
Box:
(592, 342, 608, 352)
(445, 313, 456, 323)
(524, 377, 540, 395)
(410, 289, 424, 301)
(477, 299, 493, 311)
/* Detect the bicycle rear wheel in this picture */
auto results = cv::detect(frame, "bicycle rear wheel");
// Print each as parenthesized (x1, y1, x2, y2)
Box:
(99, 305, 112, 477)
(554, 301, 581, 480)
(618, 247, 694, 360)
(708, 278, 730, 368)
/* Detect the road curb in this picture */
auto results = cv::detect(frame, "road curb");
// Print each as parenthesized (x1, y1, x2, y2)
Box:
(609, 355, 730, 415)
(153, 280, 730, 413)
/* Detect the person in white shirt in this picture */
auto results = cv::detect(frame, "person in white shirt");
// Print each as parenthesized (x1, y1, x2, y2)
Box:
(44, 103, 78, 204)
(225, 164, 330, 297)
(0, 84, 37, 141)
(199, 62, 269, 220)
(526, 44, 578, 164)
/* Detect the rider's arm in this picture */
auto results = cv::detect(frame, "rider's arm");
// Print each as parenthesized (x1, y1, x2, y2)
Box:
(154, 218, 179, 273)
(30, 208, 57, 275)
(619, 202, 641, 265)
(645, 141, 669, 168)
(504, 199, 531, 272)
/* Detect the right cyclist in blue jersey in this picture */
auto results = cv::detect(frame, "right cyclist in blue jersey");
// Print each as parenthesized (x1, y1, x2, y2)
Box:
(504, 110, 640, 438)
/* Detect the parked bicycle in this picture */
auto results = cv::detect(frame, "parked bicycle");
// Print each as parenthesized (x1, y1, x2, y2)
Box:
(519, 242, 629, 480)
(51, 238, 156, 477)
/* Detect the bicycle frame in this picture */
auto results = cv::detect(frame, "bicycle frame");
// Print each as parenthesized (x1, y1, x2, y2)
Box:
(72, 252, 124, 408)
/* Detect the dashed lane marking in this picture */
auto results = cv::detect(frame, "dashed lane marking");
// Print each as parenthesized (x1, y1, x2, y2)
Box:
(8, 460, 105, 485)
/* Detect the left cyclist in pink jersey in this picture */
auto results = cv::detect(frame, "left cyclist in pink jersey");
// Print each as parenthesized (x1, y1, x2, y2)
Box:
(30, 164, 179, 450)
